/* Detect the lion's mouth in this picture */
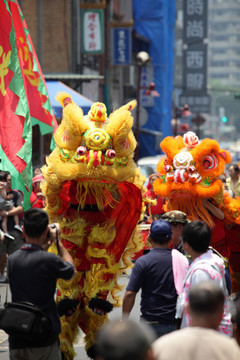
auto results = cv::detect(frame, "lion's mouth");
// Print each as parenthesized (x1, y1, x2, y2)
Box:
(166, 168, 202, 184)
(69, 202, 99, 212)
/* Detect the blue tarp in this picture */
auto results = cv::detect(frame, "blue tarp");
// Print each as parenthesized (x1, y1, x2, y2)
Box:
(46, 80, 93, 118)
(133, 0, 175, 158)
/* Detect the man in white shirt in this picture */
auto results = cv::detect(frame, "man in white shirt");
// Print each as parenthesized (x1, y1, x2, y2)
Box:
(153, 281, 240, 360)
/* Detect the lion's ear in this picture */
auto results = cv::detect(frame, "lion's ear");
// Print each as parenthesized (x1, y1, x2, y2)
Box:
(160, 135, 185, 159)
(54, 92, 90, 150)
(106, 101, 137, 156)
(114, 100, 137, 113)
(219, 150, 232, 164)
(55, 92, 73, 108)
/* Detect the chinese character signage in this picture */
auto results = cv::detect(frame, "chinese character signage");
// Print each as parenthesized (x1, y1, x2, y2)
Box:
(179, 93, 210, 114)
(140, 65, 154, 108)
(183, 0, 207, 44)
(181, 0, 209, 113)
(112, 28, 131, 65)
(81, 9, 104, 54)
(183, 43, 207, 91)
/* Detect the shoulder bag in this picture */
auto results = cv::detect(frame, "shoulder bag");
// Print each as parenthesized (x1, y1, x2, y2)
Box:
(0, 285, 52, 343)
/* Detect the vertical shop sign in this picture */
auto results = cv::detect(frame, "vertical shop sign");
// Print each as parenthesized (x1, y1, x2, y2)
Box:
(181, 0, 210, 113)
(112, 28, 131, 65)
(140, 65, 154, 107)
(81, 9, 104, 54)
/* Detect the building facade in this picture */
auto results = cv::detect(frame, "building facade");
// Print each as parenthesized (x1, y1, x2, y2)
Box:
(174, 0, 240, 141)
(209, 0, 240, 88)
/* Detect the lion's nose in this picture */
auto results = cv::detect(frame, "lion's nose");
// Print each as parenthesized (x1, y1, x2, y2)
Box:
(86, 150, 102, 167)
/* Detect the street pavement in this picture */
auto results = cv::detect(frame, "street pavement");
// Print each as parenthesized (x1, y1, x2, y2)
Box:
(0, 271, 140, 359)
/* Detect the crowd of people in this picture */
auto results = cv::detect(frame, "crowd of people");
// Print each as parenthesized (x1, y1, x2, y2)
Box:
(96, 220, 240, 358)
(0, 167, 46, 283)
(96, 281, 240, 360)
(1, 163, 240, 360)
(98, 164, 240, 359)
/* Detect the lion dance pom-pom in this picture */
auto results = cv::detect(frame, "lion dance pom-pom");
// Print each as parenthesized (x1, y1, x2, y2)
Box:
(41, 93, 145, 359)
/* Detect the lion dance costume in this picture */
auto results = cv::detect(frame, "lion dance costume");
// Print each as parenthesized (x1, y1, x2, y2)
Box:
(154, 131, 240, 293)
(41, 93, 145, 359)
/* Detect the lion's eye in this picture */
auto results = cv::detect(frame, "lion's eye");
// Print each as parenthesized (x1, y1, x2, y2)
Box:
(77, 146, 87, 156)
(106, 149, 116, 159)
(203, 160, 211, 168)
(202, 154, 218, 170)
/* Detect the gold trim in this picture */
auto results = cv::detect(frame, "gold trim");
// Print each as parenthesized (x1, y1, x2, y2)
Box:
(109, 21, 134, 28)
(80, 1, 106, 9)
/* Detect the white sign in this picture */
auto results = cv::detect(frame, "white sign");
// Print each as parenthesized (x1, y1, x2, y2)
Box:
(140, 65, 154, 107)
(81, 10, 104, 54)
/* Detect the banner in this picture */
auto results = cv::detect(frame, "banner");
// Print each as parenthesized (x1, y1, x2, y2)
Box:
(0, 0, 57, 209)
(133, 0, 176, 157)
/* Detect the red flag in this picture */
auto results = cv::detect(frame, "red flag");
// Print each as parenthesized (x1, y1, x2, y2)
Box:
(0, 0, 57, 208)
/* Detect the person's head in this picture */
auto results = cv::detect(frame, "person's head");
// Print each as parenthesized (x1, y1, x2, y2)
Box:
(96, 319, 155, 360)
(187, 281, 225, 330)
(147, 174, 159, 190)
(228, 164, 240, 179)
(0, 170, 8, 192)
(219, 174, 226, 184)
(231, 296, 240, 346)
(5, 171, 11, 191)
(23, 208, 49, 239)
(181, 220, 211, 254)
(149, 219, 172, 246)
(0, 170, 8, 182)
(161, 211, 190, 246)
(33, 167, 42, 176)
(32, 174, 44, 192)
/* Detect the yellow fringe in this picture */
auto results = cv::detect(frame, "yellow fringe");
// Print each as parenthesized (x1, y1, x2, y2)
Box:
(75, 181, 120, 211)
(60, 217, 88, 246)
(60, 338, 76, 360)
(88, 221, 116, 246)
(57, 271, 83, 298)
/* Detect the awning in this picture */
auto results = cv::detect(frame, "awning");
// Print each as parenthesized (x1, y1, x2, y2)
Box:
(46, 80, 93, 119)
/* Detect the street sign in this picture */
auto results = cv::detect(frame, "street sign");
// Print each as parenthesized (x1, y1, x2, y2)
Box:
(179, 93, 210, 113)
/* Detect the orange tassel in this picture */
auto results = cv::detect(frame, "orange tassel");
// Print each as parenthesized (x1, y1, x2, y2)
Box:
(169, 197, 215, 228)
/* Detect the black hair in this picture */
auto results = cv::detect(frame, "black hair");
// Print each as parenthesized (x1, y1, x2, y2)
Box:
(181, 221, 211, 252)
(23, 208, 49, 238)
(150, 234, 171, 245)
(0, 170, 8, 181)
(229, 164, 240, 174)
(96, 319, 155, 360)
(189, 281, 224, 315)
